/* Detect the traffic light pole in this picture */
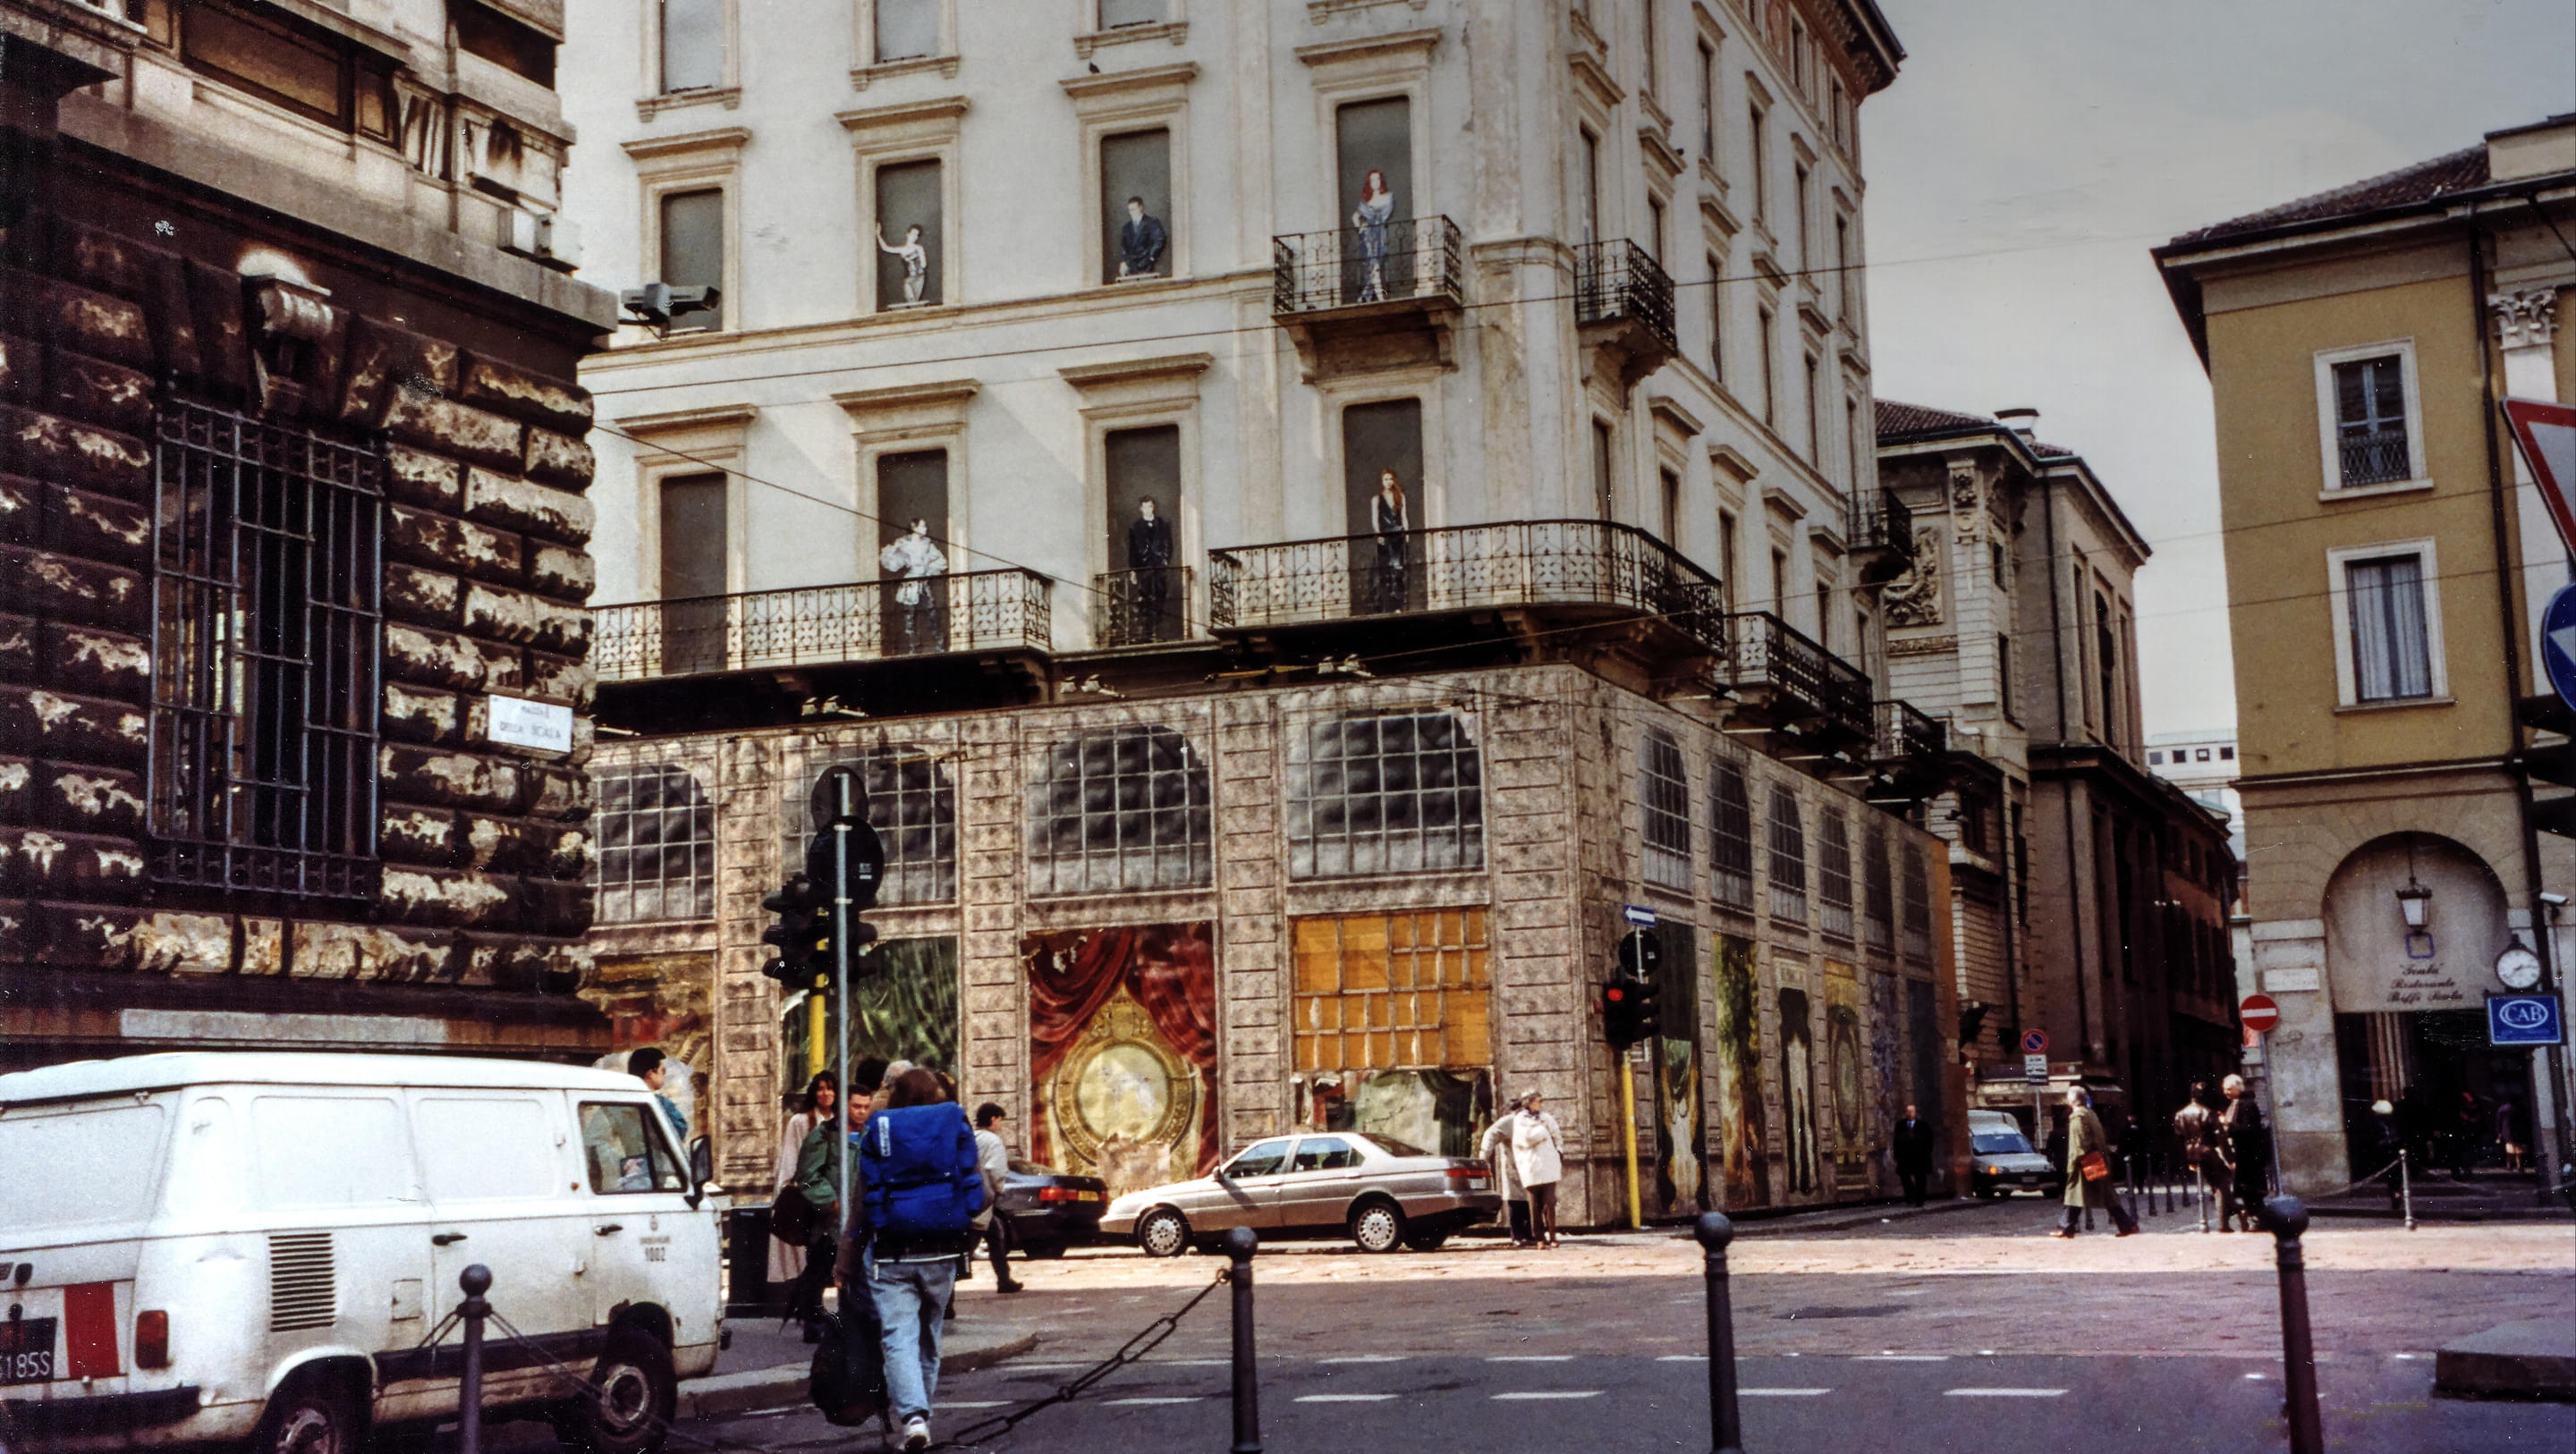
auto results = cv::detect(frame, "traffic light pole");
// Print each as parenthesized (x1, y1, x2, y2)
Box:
(832, 809, 854, 1239)
(1619, 1053, 1642, 1230)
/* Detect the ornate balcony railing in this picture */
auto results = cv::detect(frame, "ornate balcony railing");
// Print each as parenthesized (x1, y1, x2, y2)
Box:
(1208, 518, 1727, 659)
(1851, 486, 1916, 572)
(2336, 427, 2411, 487)
(1574, 240, 1679, 352)
(1272, 215, 1465, 316)
(1092, 566, 1197, 647)
(591, 568, 1052, 683)
(1726, 611, 1873, 741)
(1872, 698, 1948, 790)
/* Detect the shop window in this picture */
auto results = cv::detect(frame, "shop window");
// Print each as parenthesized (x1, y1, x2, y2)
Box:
(1710, 757, 1753, 911)
(1292, 909, 1491, 1072)
(1027, 726, 1213, 894)
(1288, 710, 1485, 879)
(1642, 730, 1691, 892)
(1767, 785, 1806, 923)
(596, 765, 717, 923)
(1817, 808, 1852, 940)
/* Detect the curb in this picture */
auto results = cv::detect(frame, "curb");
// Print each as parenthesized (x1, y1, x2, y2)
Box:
(676, 1331, 1040, 1422)
(2435, 1317, 2576, 1403)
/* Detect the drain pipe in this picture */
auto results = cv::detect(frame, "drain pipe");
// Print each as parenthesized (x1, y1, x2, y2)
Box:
(2038, 462, 2095, 1066)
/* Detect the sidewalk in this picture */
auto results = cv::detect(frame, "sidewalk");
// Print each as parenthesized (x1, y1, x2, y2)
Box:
(683, 1306, 1038, 1420)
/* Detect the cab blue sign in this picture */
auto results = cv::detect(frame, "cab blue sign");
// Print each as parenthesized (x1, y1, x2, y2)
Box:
(2487, 994, 2563, 1047)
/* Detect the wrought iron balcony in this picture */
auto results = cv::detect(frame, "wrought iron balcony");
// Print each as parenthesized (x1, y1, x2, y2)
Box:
(1091, 566, 1197, 647)
(1272, 215, 1466, 316)
(591, 567, 1052, 683)
(1851, 486, 1917, 585)
(1725, 611, 1873, 743)
(1208, 518, 1728, 661)
(1871, 698, 1950, 799)
(1574, 239, 1679, 354)
(2335, 427, 2411, 487)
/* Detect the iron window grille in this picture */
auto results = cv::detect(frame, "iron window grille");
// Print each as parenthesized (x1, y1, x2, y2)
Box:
(791, 744, 958, 905)
(1901, 843, 1933, 961)
(1861, 825, 1894, 951)
(1641, 730, 1692, 892)
(1286, 710, 1485, 880)
(597, 764, 718, 923)
(1817, 808, 1854, 941)
(1027, 725, 1212, 894)
(1767, 785, 1807, 924)
(1710, 757, 1755, 912)
(148, 401, 383, 899)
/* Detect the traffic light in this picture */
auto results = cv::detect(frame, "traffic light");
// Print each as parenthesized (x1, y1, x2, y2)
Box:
(1602, 929, 1665, 1049)
(759, 874, 829, 986)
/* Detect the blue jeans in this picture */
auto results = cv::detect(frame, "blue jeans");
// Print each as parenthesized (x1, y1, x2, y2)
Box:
(866, 1256, 957, 1423)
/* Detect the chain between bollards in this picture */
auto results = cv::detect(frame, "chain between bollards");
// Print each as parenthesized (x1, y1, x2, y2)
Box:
(1224, 1226, 1261, 1454)
(457, 1264, 492, 1454)
(2264, 1197, 2326, 1454)
(1696, 1213, 1744, 1454)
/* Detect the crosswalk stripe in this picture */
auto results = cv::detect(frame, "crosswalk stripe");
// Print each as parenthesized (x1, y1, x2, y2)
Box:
(1296, 1394, 1400, 1403)
(1493, 1391, 1602, 1400)
(1944, 1389, 2067, 1398)
(936, 1401, 1011, 1409)
(1486, 1355, 1575, 1362)
(1858, 1354, 1951, 1362)
(1740, 1389, 1833, 1398)
(1657, 1355, 1708, 1362)
(1105, 1397, 1205, 1406)
(1320, 1355, 1410, 1364)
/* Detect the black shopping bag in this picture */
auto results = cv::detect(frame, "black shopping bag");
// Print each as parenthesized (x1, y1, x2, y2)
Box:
(809, 1294, 887, 1427)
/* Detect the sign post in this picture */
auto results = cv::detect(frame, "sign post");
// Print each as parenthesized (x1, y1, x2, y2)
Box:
(2020, 1030, 2048, 1138)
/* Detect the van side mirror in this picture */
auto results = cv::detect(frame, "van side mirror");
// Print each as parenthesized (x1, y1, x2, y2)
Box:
(687, 1136, 715, 1207)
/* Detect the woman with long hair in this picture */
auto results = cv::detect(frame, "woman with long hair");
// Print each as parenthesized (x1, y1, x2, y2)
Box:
(1352, 167, 1395, 300)
(1369, 469, 1410, 613)
(774, 1071, 838, 1335)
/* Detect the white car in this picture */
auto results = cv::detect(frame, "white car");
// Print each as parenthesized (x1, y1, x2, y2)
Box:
(0, 1052, 720, 1454)
(1101, 1131, 1501, 1255)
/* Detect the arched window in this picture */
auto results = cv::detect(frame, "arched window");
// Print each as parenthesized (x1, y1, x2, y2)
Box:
(596, 764, 716, 923)
(793, 745, 957, 905)
(1862, 825, 1894, 951)
(1710, 757, 1753, 911)
(1767, 784, 1807, 923)
(1817, 808, 1853, 940)
(1287, 710, 1484, 878)
(1641, 730, 1691, 892)
(1028, 725, 1212, 893)
(1901, 842, 1933, 960)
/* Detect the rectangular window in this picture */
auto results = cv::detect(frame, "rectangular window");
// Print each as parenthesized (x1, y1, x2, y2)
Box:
(2094, 592, 2119, 740)
(1769, 545, 1787, 611)
(1100, 0, 1165, 26)
(2331, 356, 2410, 487)
(1027, 726, 1213, 893)
(1803, 351, 1821, 460)
(877, 450, 950, 654)
(1106, 423, 1182, 643)
(1901, 844, 1932, 960)
(657, 473, 728, 673)
(1640, 0, 1659, 94)
(2148, 749, 2165, 765)
(658, 189, 724, 329)
(1292, 910, 1492, 1073)
(1767, 785, 1807, 923)
(661, 0, 724, 91)
(1861, 826, 1893, 950)
(1659, 468, 1682, 543)
(1794, 161, 1812, 268)
(597, 765, 718, 924)
(1749, 103, 1768, 223)
(874, 158, 943, 309)
(1710, 757, 1753, 910)
(1814, 579, 1833, 647)
(1996, 632, 2014, 719)
(148, 402, 382, 900)
(2346, 554, 2434, 701)
(452, 1, 556, 86)
(874, 0, 940, 61)
(182, 1, 394, 132)
(2220, 746, 2235, 760)
(2196, 748, 2212, 762)
(1579, 128, 1603, 243)
(1343, 397, 1424, 538)
(1706, 252, 1725, 383)
(1642, 731, 1691, 892)
(1648, 197, 1667, 262)
(1288, 711, 1486, 879)
(1817, 809, 1853, 940)
(1757, 306, 1776, 426)
(1696, 40, 1716, 157)
(1834, 214, 1851, 317)
(790, 748, 958, 907)
(1789, 18, 1807, 89)
(578, 1103, 686, 1195)
(1103, 128, 1174, 283)
(1989, 541, 2007, 588)
(1592, 419, 1617, 519)
(1719, 511, 1739, 610)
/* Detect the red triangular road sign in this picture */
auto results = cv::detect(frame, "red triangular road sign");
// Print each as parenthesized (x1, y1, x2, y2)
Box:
(2504, 396, 2576, 556)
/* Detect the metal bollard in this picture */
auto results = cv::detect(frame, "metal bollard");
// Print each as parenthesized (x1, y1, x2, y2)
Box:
(1224, 1227, 1262, 1454)
(458, 1264, 493, 1454)
(2263, 1198, 2326, 1454)
(1696, 1213, 1745, 1454)
(2398, 1150, 2414, 1232)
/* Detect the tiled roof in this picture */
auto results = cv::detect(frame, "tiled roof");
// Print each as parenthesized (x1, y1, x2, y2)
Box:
(1875, 399, 1995, 441)
(2169, 146, 2489, 246)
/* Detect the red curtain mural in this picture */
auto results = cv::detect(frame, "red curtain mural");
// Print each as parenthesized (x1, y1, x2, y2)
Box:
(1026, 922, 1220, 1173)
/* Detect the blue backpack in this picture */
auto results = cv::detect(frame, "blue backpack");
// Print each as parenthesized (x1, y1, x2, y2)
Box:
(856, 1103, 985, 1238)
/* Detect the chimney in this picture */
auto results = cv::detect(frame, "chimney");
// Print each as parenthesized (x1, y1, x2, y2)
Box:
(1996, 407, 2039, 442)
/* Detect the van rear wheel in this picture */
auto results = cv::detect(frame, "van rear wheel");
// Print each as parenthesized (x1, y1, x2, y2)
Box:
(553, 1327, 676, 1454)
(250, 1374, 362, 1454)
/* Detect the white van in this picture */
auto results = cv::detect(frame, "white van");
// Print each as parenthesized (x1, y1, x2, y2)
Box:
(0, 1053, 722, 1454)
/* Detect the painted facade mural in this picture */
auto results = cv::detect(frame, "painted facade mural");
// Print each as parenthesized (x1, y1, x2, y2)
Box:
(1296, 1069, 1495, 1158)
(1713, 935, 1768, 1208)
(779, 936, 962, 1092)
(1869, 970, 1904, 1195)
(1825, 960, 1868, 1196)
(1289, 910, 1495, 1157)
(1778, 985, 1820, 1197)
(1025, 922, 1219, 1197)
(1650, 923, 1707, 1217)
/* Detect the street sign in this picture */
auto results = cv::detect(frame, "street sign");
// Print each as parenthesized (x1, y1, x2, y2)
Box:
(2543, 585, 2576, 719)
(2023, 1053, 2048, 1085)
(2487, 993, 2564, 1047)
(2240, 993, 2280, 1036)
(2020, 1029, 2047, 1055)
(2504, 397, 2576, 555)
(1623, 904, 1658, 927)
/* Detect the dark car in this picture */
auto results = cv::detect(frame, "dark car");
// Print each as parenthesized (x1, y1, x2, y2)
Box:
(998, 1158, 1107, 1257)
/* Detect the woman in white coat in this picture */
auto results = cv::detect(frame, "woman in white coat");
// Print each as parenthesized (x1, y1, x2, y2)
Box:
(1510, 1090, 1566, 1249)
(1479, 1094, 1530, 1247)
(772, 1071, 837, 1333)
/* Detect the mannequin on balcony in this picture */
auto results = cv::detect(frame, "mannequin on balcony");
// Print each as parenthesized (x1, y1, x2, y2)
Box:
(1126, 496, 1176, 639)
(879, 518, 948, 655)
(1352, 169, 1394, 302)
(1368, 470, 1409, 615)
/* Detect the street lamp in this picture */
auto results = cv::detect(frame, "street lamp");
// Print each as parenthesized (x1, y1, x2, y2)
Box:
(2394, 877, 2431, 930)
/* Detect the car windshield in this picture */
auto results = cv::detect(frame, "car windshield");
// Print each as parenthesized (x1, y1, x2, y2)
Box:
(1972, 1131, 2033, 1155)
(1361, 1134, 1432, 1158)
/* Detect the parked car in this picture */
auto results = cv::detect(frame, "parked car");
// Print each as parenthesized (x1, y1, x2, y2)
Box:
(996, 1160, 1106, 1258)
(0, 1052, 719, 1454)
(1101, 1131, 1500, 1255)
(1967, 1111, 2059, 1197)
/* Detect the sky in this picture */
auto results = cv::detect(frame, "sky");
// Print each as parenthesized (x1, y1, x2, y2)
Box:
(1860, 0, 2576, 739)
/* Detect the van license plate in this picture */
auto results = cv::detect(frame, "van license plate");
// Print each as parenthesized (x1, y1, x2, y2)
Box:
(0, 1317, 57, 1385)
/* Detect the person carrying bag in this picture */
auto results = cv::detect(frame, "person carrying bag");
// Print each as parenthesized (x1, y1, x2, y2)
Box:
(834, 1069, 985, 1452)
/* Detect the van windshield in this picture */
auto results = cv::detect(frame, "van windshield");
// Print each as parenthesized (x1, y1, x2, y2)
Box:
(0, 1103, 168, 1230)
(1972, 1131, 2034, 1156)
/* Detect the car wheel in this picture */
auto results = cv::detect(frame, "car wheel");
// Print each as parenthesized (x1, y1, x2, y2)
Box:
(1022, 1240, 1068, 1260)
(1349, 1198, 1405, 1255)
(1401, 1229, 1449, 1252)
(250, 1373, 363, 1454)
(554, 1327, 676, 1454)
(1136, 1207, 1191, 1259)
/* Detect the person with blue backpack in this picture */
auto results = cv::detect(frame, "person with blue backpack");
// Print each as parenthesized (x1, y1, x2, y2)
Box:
(834, 1066, 985, 1451)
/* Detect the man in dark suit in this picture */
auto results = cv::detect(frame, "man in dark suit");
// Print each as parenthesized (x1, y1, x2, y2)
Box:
(1892, 1103, 1936, 1207)
(1118, 196, 1167, 279)
(1125, 496, 1176, 639)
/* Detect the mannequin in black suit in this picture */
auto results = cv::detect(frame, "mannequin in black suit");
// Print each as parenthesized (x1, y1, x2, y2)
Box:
(1126, 497, 1176, 638)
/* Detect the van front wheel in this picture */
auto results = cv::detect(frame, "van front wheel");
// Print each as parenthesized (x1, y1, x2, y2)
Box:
(250, 1374, 362, 1454)
(554, 1328, 676, 1454)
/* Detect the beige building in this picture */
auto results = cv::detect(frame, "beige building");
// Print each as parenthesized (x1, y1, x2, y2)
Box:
(2157, 114, 2576, 1195)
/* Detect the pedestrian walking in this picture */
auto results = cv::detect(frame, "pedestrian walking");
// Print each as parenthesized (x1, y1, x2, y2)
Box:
(2496, 1098, 2527, 1174)
(2366, 1099, 2406, 1212)
(1891, 1103, 1936, 1207)
(628, 1047, 689, 1139)
(2174, 1080, 2224, 1222)
(972, 1103, 1024, 1294)
(2217, 1074, 2269, 1231)
(1479, 1095, 1530, 1245)
(836, 1068, 986, 1453)
(1509, 1090, 1566, 1249)
(773, 1071, 838, 1336)
(2050, 1086, 2138, 1238)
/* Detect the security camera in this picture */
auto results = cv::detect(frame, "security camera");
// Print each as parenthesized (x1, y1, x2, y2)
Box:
(2541, 892, 2567, 909)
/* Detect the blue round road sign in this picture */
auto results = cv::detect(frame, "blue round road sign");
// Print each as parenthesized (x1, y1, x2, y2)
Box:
(2542, 584, 2576, 717)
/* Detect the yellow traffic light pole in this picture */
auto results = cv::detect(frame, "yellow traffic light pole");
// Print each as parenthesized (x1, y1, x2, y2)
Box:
(1620, 1052, 1643, 1230)
(806, 972, 828, 1080)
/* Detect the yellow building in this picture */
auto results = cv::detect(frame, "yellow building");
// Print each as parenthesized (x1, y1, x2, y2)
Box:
(2157, 115, 2576, 1197)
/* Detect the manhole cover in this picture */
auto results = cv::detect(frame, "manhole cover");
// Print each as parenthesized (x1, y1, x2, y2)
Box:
(1777, 1306, 1904, 1320)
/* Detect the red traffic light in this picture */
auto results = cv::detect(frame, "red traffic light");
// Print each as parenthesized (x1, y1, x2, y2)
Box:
(1605, 986, 1627, 1002)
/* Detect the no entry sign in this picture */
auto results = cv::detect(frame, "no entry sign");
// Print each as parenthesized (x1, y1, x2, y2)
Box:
(2240, 994, 2280, 1036)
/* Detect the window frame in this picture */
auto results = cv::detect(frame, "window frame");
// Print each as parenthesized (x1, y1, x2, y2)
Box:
(1025, 724, 1215, 895)
(792, 744, 958, 907)
(1766, 783, 1807, 925)
(1285, 709, 1488, 881)
(1290, 909, 1493, 1075)
(623, 128, 749, 334)
(577, 1101, 689, 1196)
(1815, 807, 1853, 941)
(595, 763, 720, 924)
(2309, 338, 2430, 498)
(2326, 537, 2449, 707)
(1900, 841, 1932, 961)
(1860, 824, 1892, 951)
(640, 0, 741, 114)
(852, 0, 960, 86)
(1641, 729, 1692, 893)
(1063, 63, 1196, 290)
(840, 98, 968, 313)
(1710, 755, 1754, 912)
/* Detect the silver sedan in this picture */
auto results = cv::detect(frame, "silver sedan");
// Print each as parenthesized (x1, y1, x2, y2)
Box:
(1101, 1131, 1502, 1255)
